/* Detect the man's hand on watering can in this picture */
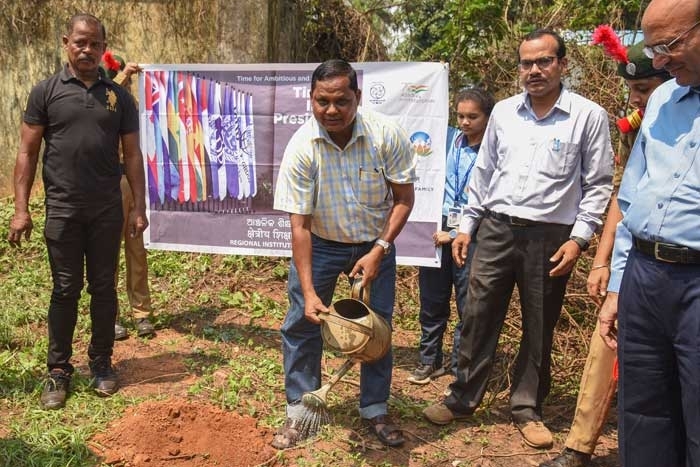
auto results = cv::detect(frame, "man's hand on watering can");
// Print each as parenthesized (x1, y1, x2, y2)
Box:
(304, 294, 327, 325)
(349, 249, 383, 287)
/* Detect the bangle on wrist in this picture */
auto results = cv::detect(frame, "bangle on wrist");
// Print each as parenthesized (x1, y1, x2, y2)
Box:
(590, 264, 609, 270)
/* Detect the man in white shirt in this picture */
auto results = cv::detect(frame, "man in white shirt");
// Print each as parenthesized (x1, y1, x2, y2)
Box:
(423, 29, 613, 450)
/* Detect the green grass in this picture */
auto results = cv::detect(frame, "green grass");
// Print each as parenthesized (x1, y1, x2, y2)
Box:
(0, 195, 296, 466)
(0, 194, 601, 466)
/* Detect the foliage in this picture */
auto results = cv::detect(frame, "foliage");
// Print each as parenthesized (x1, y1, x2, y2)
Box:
(294, 0, 388, 62)
(349, 0, 648, 125)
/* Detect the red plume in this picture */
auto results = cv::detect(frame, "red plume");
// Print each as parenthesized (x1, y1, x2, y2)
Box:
(592, 25, 628, 64)
(102, 51, 121, 71)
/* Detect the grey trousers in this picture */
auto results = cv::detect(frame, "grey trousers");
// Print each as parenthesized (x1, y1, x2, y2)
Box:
(445, 215, 572, 422)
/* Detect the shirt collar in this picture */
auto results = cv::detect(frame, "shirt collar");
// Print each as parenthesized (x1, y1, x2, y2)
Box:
(59, 63, 111, 87)
(675, 84, 700, 103)
(517, 85, 570, 119)
(312, 109, 365, 144)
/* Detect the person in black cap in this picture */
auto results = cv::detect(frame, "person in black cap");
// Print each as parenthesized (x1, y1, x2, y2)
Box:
(539, 31, 672, 467)
(100, 51, 156, 340)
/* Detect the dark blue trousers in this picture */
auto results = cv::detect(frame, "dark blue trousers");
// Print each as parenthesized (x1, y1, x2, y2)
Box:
(417, 240, 474, 374)
(618, 248, 700, 467)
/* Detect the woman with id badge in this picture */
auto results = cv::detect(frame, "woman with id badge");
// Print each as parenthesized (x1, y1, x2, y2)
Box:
(408, 88, 495, 385)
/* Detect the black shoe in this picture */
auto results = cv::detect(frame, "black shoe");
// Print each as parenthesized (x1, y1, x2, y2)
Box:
(136, 318, 155, 338)
(539, 448, 591, 467)
(114, 323, 128, 341)
(407, 362, 446, 384)
(89, 357, 119, 396)
(40, 369, 71, 410)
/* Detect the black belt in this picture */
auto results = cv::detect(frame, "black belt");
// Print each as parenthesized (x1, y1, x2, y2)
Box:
(633, 236, 700, 264)
(485, 210, 545, 227)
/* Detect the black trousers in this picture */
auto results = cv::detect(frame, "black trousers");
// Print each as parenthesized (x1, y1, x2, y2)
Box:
(44, 203, 123, 373)
(445, 216, 571, 422)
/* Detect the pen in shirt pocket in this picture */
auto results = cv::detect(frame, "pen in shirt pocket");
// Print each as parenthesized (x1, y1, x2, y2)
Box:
(552, 138, 561, 152)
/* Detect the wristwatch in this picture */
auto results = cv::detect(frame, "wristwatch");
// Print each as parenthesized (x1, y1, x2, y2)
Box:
(375, 238, 391, 255)
(569, 236, 589, 252)
(449, 229, 459, 240)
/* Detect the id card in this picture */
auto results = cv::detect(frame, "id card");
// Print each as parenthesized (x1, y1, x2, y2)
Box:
(447, 207, 463, 227)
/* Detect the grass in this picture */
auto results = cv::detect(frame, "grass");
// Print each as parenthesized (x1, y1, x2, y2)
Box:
(0, 194, 604, 466)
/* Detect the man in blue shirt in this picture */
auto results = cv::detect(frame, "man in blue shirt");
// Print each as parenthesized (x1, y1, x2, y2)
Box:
(598, 0, 700, 465)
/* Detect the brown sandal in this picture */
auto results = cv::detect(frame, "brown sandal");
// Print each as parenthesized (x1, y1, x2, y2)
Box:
(271, 418, 301, 449)
(363, 414, 405, 447)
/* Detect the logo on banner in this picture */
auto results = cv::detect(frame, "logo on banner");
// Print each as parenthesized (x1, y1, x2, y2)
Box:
(368, 82, 386, 104)
(400, 83, 434, 103)
(410, 131, 432, 157)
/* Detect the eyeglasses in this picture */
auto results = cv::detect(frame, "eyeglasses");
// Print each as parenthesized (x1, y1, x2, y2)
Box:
(643, 20, 700, 58)
(518, 56, 558, 71)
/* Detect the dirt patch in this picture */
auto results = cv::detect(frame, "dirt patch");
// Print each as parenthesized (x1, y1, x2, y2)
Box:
(90, 398, 276, 467)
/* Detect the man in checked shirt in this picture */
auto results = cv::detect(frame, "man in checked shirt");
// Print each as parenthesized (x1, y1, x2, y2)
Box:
(272, 59, 416, 449)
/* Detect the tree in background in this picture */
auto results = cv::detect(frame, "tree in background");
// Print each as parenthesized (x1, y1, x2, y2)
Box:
(324, 0, 649, 135)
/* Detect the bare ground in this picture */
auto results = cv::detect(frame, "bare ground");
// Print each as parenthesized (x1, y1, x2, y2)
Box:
(83, 268, 618, 467)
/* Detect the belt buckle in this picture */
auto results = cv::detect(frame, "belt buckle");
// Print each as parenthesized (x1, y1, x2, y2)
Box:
(654, 242, 679, 263)
(510, 215, 529, 227)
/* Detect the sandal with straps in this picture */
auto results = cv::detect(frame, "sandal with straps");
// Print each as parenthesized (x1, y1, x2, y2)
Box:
(363, 414, 405, 447)
(271, 418, 301, 449)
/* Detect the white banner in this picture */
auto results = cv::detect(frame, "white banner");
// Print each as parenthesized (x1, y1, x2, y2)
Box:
(138, 62, 449, 267)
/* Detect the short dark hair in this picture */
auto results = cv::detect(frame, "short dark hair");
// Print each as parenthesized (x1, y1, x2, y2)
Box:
(67, 13, 106, 40)
(519, 28, 566, 60)
(454, 87, 495, 118)
(311, 59, 358, 92)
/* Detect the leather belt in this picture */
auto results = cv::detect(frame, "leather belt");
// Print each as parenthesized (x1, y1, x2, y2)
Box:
(633, 236, 700, 264)
(485, 210, 545, 227)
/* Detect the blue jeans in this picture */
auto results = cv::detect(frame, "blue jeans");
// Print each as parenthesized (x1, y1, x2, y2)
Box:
(417, 240, 475, 374)
(282, 234, 396, 421)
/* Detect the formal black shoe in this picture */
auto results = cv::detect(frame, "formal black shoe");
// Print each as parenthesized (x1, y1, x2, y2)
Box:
(114, 323, 128, 341)
(89, 357, 119, 396)
(539, 448, 591, 467)
(40, 369, 71, 410)
(136, 318, 155, 338)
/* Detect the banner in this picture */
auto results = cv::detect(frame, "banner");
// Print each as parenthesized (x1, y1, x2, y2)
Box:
(138, 62, 449, 267)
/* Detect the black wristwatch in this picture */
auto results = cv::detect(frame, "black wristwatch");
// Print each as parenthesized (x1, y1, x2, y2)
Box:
(569, 236, 589, 252)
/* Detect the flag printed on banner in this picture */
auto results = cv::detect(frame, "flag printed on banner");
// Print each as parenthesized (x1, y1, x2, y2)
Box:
(143, 71, 159, 204)
(176, 71, 191, 203)
(222, 84, 240, 200)
(165, 71, 182, 202)
(197, 75, 213, 201)
(156, 70, 175, 204)
(143, 70, 258, 210)
(208, 80, 227, 201)
(190, 75, 207, 201)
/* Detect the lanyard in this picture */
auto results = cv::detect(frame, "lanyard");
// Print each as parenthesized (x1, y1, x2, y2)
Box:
(453, 134, 477, 206)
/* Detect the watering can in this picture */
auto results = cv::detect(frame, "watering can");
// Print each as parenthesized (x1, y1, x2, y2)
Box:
(318, 275, 391, 363)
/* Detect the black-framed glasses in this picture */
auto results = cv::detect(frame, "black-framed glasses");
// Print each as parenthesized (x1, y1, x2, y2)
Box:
(518, 56, 558, 71)
(643, 19, 700, 58)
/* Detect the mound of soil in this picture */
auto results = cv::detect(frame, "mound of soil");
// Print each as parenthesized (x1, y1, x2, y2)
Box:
(90, 398, 276, 467)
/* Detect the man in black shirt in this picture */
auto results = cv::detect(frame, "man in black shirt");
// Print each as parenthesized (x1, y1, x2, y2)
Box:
(7, 13, 148, 409)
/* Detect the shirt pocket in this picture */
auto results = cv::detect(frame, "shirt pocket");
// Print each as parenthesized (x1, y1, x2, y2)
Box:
(537, 140, 579, 178)
(354, 167, 389, 208)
